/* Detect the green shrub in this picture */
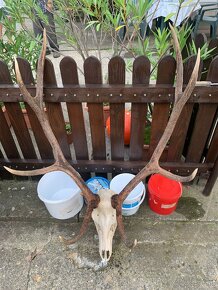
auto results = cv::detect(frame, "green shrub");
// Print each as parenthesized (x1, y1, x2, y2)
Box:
(0, 8, 41, 82)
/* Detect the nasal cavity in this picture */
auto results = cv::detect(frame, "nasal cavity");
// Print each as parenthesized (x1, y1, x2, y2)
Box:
(102, 250, 111, 261)
(106, 251, 110, 260)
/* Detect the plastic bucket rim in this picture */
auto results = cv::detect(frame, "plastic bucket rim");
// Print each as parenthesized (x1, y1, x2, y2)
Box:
(148, 174, 182, 202)
(122, 186, 145, 204)
(37, 171, 82, 205)
(110, 173, 144, 200)
(86, 176, 110, 184)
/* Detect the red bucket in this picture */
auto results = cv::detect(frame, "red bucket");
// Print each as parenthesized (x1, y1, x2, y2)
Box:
(148, 174, 182, 215)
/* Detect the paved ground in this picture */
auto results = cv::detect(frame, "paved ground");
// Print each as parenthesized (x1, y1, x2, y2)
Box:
(0, 177, 218, 290)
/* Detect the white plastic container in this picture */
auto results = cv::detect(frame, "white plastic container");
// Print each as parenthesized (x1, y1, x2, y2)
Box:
(37, 171, 84, 220)
(121, 190, 146, 216)
(110, 173, 146, 216)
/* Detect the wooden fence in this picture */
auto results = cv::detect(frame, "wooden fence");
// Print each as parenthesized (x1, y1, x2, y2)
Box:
(0, 51, 217, 195)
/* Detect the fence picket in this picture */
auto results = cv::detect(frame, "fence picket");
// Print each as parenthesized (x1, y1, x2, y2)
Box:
(194, 33, 207, 50)
(108, 56, 125, 161)
(0, 61, 36, 159)
(206, 124, 218, 163)
(148, 55, 176, 161)
(205, 57, 218, 163)
(60, 57, 90, 179)
(17, 58, 53, 159)
(130, 56, 150, 161)
(201, 38, 218, 81)
(84, 57, 106, 165)
(0, 109, 19, 158)
(186, 57, 217, 163)
(0, 61, 19, 159)
(167, 55, 202, 161)
(60, 57, 88, 160)
(44, 58, 71, 159)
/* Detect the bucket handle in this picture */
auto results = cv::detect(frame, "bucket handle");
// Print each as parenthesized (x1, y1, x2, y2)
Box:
(137, 189, 146, 207)
(122, 189, 146, 209)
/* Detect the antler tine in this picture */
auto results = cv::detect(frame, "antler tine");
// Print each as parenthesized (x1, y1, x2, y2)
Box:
(116, 26, 201, 204)
(157, 167, 198, 183)
(150, 47, 201, 163)
(60, 204, 94, 245)
(35, 28, 47, 107)
(13, 29, 65, 163)
(4, 164, 60, 176)
(116, 210, 137, 249)
(170, 23, 183, 102)
(4, 30, 97, 205)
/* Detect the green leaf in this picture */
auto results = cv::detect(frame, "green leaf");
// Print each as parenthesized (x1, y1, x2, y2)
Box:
(164, 13, 175, 22)
(115, 24, 125, 31)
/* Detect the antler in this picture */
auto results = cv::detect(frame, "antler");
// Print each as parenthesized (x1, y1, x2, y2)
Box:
(4, 30, 99, 242)
(114, 25, 201, 242)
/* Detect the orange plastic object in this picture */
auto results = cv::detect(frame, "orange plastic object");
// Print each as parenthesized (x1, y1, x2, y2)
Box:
(106, 111, 131, 145)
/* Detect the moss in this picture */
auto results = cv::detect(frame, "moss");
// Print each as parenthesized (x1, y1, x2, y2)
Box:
(176, 197, 205, 220)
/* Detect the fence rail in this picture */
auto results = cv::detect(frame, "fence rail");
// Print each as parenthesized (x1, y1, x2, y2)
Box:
(0, 52, 217, 195)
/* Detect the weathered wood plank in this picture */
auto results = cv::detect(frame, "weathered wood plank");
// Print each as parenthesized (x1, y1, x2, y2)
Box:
(167, 56, 202, 161)
(203, 154, 218, 196)
(44, 58, 71, 159)
(84, 57, 106, 161)
(0, 61, 20, 159)
(0, 60, 36, 159)
(186, 57, 218, 163)
(130, 56, 150, 161)
(194, 33, 207, 50)
(148, 55, 176, 161)
(0, 109, 19, 158)
(201, 39, 218, 81)
(186, 105, 217, 162)
(0, 158, 212, 174)
(205, 57, 218, 163)
(60, 57, 89, 160)
(60, 57, 90, 179)
(1, 86, 218, 103)
(17, 57, 53, 159)
(206, 121, 218, 163)
(108, 56, 125, 160)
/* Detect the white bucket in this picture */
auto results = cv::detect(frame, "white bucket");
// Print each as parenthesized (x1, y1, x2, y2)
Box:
(37, 171, 84, 220)
(110, 173, 146, 216)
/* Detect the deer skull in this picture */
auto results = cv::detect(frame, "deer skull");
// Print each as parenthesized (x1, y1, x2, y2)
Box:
(4, 27, 200, 263)
(92, 189, 117, 261)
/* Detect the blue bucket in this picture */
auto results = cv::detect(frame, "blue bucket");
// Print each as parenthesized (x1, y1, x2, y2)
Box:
(86, 177, 110, 194)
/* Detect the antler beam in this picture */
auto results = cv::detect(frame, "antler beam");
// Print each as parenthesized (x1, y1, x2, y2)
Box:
(4, 29, 99, 243)
(114, 25, 201, 244)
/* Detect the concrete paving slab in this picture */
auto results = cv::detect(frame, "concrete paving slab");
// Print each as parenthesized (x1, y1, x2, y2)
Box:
(0, 179, 218, 289)
(0, 179, 217, 222)
(0, 180, 49, 220)
(0, 221, 52, 251)
(0, 247, 30, 290)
